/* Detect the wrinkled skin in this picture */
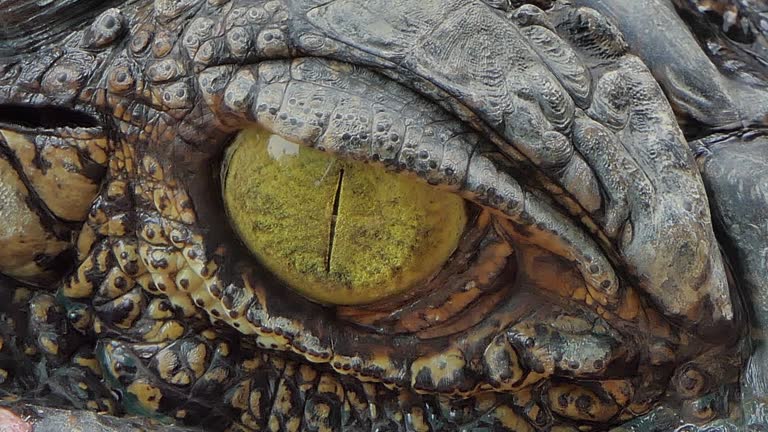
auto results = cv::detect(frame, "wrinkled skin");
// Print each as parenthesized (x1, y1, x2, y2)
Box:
(0, 0, 767, 431)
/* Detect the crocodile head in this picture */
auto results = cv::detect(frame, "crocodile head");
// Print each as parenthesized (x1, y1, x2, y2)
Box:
(0, 0, 767, 430)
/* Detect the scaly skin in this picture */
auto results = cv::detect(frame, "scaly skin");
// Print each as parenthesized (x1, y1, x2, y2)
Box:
(0, 0, 766, 430)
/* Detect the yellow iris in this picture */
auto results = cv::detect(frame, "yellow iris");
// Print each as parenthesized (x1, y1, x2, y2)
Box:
(221, 128, 467, 305)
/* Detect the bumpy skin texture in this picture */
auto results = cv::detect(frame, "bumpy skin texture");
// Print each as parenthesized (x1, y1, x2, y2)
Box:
(0, 0, 766, 431)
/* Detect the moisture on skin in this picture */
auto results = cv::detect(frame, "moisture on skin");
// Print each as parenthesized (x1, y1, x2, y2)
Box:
(222, 128, 467, 305)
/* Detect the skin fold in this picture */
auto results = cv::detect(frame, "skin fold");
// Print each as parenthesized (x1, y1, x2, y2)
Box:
(0, 0, 766, 430)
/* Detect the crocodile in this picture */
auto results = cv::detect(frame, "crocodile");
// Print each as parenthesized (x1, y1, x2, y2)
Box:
(0, 0, 767, 430)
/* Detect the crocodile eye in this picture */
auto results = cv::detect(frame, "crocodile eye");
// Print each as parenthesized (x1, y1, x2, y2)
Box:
(221, 127, 467, 305)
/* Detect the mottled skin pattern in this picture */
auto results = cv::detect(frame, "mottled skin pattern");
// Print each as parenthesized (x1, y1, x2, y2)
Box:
(0, 0, 767, 431)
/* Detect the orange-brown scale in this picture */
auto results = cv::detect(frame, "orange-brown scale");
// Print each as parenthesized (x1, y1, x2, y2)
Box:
(548, 382, 621, 424)
(0, 128, 107, 222)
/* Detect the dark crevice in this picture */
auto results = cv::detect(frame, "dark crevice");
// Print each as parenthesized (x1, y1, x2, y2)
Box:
(0, 104, 99, 129)
(677, 111, 727, 141)
(326, 168, 345, 273)
(33, 248, 77, 281)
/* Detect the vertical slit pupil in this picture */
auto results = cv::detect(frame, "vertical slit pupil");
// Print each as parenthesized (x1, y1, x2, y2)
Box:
(326, 168, 345, 273)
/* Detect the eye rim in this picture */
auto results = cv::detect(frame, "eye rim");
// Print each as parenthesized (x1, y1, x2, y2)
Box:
(213, 128, 533, 340)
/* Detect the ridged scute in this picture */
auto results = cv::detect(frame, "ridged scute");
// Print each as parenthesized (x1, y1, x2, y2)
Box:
(520, 25, 592, 108)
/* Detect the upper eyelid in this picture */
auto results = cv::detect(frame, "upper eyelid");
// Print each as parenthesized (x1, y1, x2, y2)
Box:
(198, 57, 619, 311)
(203, 58, 475, 190)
